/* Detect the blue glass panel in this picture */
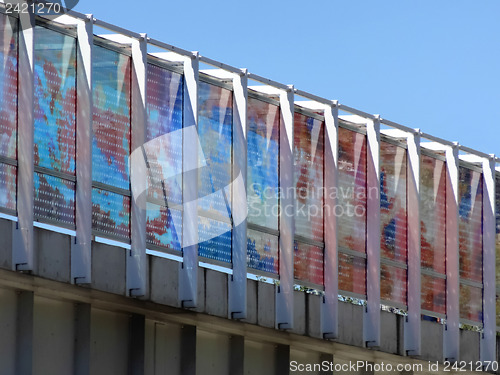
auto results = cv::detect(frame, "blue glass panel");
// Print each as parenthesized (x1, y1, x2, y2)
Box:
(294, 112, 324, 242)
(247, 96, 279, 230)
(146, 203, 181, 251)
(0, 163, 16, 212)
(34, 172, 75, 226)
(198, 216, 232, 263)
(146, 63, 183, 205)
(92, 45, 131, 190)
(0, 14, 17, 160)
(34, 26, 77, 174)
(247, 229, 278, 274)
(92, 188, 130, 239)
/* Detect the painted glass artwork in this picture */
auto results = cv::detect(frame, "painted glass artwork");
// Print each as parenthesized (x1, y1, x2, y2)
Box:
(197, 81, 232, 262)
(338, 252, 366, 296)
(380, 263, 407, 306)
(0, 163, 16, 212)
(420, 155, 446, 274)
(34, 26, 76, 174)
(92, 45, 131, 190)
(0, 14, 17, 160)
(458, 166, 483, 283)
(459, 284, 482, 322)
(247, 96, 279, 230)
(145, 63, 183, 250)
(34, 173, 75, 226)
(92, 188, 130, 239)
(337, 126, 367, 253)
(294, 241, 323, 286)
(421, 274, 446, 315)
(146, 63, 183, 206)
(294, 112, 324, 241)
(247, 229, 278, 274)
(146, 204, 181, 251)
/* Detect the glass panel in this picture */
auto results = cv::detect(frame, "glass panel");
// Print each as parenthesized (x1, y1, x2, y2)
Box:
(420, 155, 446, 274)
(247, 96, 279, 230)
(458, 167, 483, 283)
(294, 241, 323, 286)
(198, 81, 232, 262)
(34, 26, 76, 174)
(496, 174, 500, 327)
(34, 172, 75, 226)
(198, 216, 231, 263)
(146, 64, 183, 206)
(92, 188, 130, 239)
(92, 45, 131, 190)
(421, 274, 446, 315)
(0, 163, 16, 211)
(294, 112, 324, 242)
(0, 14, 17, 160)
(459, 283, 482, 323)
(247, 229, 278, 274)
(337, 127, 367, 253)
(146, 204, 181, 251)
(380, 142, 407, 262)
(380, 263, 407, 305)
(338, 252, 366, 295)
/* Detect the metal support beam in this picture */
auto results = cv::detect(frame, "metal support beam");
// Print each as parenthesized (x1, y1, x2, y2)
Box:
(364, 116, 381, 347)
(276, 86, 294, 330)
(71, 15, 93, 285)
(405, 131, 421, 355)
(444, 144, 459, 362)
(322, 102, 339, 339)
(128, 34, 148, 297)
(481, 156, 496, 363)
(179, 53, 200, 308)
(13, 1, 35, 271)
(229, 70, 248, 319)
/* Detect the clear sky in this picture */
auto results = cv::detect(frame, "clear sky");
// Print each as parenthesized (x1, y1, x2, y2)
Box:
(72, 0, 500, 157)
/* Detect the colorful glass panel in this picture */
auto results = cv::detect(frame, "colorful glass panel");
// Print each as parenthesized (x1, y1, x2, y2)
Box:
(294, 241, 323, 286)
(338, 252, 366, 295)
(380, 263, 407, 305)
(34, 172, 75, 226)
(92, 45, 131, 190)
(0, 14, 17, 160)
(198, 216, 232, 263)
(337, 126, 367, 253)
(92, 188, 130, 239)
(34, 26, 76, 174)
(0, 163, 16, 211)
(247, 96, 279, 230)
(459, 283, 482, 322)
(247, 229, 278, 274)
(458, 166, 483, 283)
(421, 274, 446, 315)
(420, 155, 446, 274)
(146, 204, 181, 251)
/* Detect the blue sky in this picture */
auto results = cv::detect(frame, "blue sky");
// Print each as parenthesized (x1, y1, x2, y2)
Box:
(73, 0, 500, 157)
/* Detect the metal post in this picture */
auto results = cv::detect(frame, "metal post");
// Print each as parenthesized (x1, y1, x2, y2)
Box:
(444, 144, 459, 362)
(12, 1, 35, 271)
(228, 69, 248, 319)
(276, 85, 294, 330)
(481, 156, 496, 363)
(71, 15, 93, 284)
(322, 101, 339, 339)
(179, 53, 199, 308)
(364, 116, 381, 347)
(405, 130, 421, 355)
(128, 34, 148, 297)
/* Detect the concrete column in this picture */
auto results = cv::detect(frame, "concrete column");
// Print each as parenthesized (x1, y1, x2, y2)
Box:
(322, 101, 339, 339)
(364, 116, 381, 347)
(276, 86, 294, 330)
(71, 15, 93, 285)
(180, 325, 196, 375)
(16, 291, 34, 375)
(74, 303, 91, 375)
(229, 335, 244, 375)
(13, 0, 35, 271)
(128, 314, 145, 375)
(275, 344, 290, 375)
(444, 144, 459, 362)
